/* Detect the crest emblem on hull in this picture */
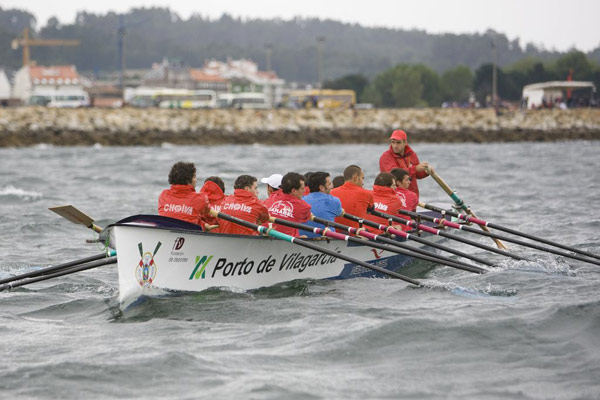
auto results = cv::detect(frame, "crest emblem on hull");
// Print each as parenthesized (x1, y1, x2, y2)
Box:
(135, 242, 161, 286)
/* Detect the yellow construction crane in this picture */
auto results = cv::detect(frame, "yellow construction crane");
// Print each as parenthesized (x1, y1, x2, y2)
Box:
(11, 27, 80, 67)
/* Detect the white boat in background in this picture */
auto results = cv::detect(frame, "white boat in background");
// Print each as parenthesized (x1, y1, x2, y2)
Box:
(110, 215, 448, 307)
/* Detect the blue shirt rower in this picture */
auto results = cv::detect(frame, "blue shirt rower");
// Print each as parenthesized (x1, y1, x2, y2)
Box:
(300, 171, 343, 238)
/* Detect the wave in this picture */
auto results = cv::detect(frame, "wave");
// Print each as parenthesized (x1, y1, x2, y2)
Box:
(495, 257, 577, 276)
(0, 185, 43, 201)
(422, 279, 518, 298)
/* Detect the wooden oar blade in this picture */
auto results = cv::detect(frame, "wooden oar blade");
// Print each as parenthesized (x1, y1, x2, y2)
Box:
(49, 205, 95, 227)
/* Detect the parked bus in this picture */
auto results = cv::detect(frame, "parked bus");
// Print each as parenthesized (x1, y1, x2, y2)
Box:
(217, 92, 270, 109)
(285, 89, 356, 109)
(126, 88, 217, 109)
(29, 89, 90, 108)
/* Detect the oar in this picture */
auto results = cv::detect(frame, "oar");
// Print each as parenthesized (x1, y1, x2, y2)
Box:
(402, 208, 600, 267)
(209, 210, 421, 286)
(49, 205, 103, 233)
(420, 201, 600, 262)
(427, 169, 508, 250)
(312, 214, 495, 267)
(351, 211, 527, 261)
(270, 216, 486, 274)
(0, 250, 117, 286)
(0, 256, 117, 291)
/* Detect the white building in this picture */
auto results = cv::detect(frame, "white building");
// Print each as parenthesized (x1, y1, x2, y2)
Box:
(12, 64, 89, 106)
(522, 81, 596, 109)
(203, 58, 285, 106)
(0, 69, 11, 101)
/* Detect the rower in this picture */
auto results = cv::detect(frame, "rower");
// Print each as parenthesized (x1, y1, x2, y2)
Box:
(264, 172, 312, 237)
(389, 168, 418, 212)
(330, 165, 374, 229)
(217, 175, 270, 236)
(332, 175, 344, 188)
(260, 173, 283, 200)
(370, 172, 407, 234)
(300, 171, 343, 238)
(199, 176, 226, 231)
(158, 162, 215, 227)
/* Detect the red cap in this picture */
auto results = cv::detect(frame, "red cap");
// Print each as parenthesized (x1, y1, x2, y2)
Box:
(390, 130, 407, 141)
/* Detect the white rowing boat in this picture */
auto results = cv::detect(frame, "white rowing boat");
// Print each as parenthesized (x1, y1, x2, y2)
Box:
(109, 214, 451, 307)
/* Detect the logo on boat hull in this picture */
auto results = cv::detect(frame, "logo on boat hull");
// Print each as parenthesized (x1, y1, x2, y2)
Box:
(135, 242, 161, 286)
(189, 255, 213, 279)
(173, 237, 185, 250)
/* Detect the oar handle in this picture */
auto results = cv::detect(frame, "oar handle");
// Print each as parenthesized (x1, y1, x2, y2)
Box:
(0, 250, 117, 286)
(428, 171, 508, 249)
(428, 170, 455, 197)
(369, 209, 525, 261)
(338, 213, 494, 268)
(0, 256, 117, 291)
(405, 208, 600, 267)
(420, 202, 600, 262)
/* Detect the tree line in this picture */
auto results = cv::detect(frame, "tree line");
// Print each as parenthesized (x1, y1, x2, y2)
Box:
(2, 6, 599, 107)
(325, 51, 600, 106)
(2, 6, 600, 83)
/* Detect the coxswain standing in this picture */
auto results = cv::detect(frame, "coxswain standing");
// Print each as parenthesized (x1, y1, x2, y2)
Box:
(217, 175, 270, 236)
(158, 162, 214, 227)
(330, 165, 374, 229)
(379, 130, 431, 200)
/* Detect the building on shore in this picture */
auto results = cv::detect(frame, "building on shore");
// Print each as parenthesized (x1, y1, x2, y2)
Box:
(12, 64, 89, 107)
(0, 69, 11, 105)
(188, 69, 229, 93)
(202, 58, 285, 106)
(140, 57, 285, 107)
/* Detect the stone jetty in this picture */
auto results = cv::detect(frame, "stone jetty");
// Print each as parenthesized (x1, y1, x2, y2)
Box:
(1, 107, 599, 147)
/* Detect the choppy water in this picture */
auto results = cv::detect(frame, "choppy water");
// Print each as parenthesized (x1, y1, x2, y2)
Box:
(1, 141, 600, 399)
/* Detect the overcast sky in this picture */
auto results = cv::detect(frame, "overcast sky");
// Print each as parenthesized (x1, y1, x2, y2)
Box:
(4, 0, 600, 52)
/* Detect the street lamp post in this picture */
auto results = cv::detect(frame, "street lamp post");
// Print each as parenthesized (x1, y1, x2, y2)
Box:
(265, 43, 273, 72)
(491, 39, 497, 109)
(316, 36, 325, 89)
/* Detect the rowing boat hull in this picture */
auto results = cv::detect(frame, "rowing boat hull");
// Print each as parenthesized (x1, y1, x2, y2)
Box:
(112, 216, 449, 306)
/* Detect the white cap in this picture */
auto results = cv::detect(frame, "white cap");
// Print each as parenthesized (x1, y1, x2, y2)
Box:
(260, 174, 283, 188)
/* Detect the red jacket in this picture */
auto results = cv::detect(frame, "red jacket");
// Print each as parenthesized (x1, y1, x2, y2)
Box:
(395, 187, 418, 212)
(331, 182, 374, 229)
(370, 185, 406, 234)
(264, 191, 311, 237)
(379, 144, 428, 199)
(218, 189, 270, 236)
(158, 185, 211, 226)
(200, 181, 225, 209)
(199, 181, 225, 230)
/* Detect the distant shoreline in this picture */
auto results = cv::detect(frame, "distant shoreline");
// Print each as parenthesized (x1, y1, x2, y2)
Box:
(1, 107, 599, 147)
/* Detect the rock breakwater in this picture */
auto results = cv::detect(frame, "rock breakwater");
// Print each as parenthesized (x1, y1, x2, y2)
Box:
(1, 107, 599, 147)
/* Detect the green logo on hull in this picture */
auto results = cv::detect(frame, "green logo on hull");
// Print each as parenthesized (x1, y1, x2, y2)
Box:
(189, 255, 213, 279)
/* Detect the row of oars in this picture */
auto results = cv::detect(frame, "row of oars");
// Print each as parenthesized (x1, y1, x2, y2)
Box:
(0, 250, 117, 291)
(3, 202, 598, 292)
(1, 171, 598, 291)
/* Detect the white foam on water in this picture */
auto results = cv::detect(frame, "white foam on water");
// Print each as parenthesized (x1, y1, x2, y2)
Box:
(0, 185, 43, 201)
(32, 143, 54, 149)
(421, 279, 518, 298)
(496, 257, 576, 276)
